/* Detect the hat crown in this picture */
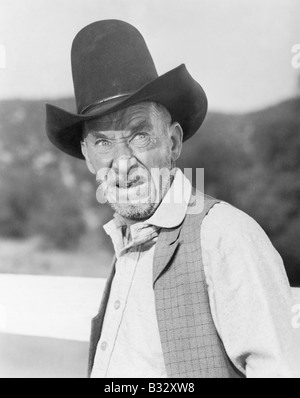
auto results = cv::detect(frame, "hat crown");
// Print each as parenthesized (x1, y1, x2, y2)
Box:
(71, 20, 158, 114)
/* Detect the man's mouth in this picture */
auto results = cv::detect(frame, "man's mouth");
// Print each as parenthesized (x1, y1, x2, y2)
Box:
(116, 176, 144, 189)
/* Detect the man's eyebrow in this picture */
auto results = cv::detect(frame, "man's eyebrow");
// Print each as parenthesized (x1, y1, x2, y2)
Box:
(88, 131, 110, 139)
(85, 119, 152, 138)
(130, 120, 152, 135)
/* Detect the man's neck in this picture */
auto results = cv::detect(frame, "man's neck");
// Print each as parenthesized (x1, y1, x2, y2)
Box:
(117, 212, 153, 227)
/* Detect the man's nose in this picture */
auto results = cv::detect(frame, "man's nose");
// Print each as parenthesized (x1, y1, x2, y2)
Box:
(112, 154, 138, 176)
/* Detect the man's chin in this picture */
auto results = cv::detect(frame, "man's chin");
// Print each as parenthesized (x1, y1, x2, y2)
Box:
(109, 201, 158, 221)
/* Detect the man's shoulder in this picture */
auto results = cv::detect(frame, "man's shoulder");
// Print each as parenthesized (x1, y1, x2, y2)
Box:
(202, 199, 268, 242)
(187, 189, 266, 240)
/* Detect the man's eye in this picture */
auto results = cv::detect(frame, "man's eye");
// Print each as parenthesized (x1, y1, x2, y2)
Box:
(96, 139, 111, 147)
(132, 133, 148, 141)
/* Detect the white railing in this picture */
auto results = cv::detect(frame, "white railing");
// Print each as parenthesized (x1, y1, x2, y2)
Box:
(0, 274, 300, 341)
(0, 274, 106, 342)
(0, 274, 299, 378)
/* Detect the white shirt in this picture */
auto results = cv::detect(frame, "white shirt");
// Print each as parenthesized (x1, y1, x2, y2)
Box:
(91, 169, 299, 378)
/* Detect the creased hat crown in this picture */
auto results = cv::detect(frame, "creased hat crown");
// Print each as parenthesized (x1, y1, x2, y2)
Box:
(71, 20, 158, 114)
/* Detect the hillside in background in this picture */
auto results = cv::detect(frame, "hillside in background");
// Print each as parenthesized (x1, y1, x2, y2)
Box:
(0, 97, 300, 285)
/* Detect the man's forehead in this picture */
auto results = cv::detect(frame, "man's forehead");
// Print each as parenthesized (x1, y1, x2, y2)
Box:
(84, 102, 156, 135)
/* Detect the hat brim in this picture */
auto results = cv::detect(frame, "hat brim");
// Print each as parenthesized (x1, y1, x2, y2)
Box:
(46, 64, 208, 160)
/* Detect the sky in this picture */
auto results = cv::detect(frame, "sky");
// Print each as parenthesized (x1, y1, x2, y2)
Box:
(0, 0, 299, 112)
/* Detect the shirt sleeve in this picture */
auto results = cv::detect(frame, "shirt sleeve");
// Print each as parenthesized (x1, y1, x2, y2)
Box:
(201, 202, 300, 378)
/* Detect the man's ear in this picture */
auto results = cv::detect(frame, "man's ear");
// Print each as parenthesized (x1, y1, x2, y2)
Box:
(81, 141, 96, 175)
(169, 122, 183, 162)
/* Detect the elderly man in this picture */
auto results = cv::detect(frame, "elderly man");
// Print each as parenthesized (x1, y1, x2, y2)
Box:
(46, 20, 297, 378)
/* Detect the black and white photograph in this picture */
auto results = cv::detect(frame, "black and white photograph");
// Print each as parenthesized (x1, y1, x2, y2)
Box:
(0, 0, 300, 380)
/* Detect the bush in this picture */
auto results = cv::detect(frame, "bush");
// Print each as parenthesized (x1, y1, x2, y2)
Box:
(28, 178, 87, 250)
(0, 163, 86, 249)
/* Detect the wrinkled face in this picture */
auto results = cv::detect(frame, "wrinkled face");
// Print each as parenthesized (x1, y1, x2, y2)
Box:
(81, 102, 183, 221)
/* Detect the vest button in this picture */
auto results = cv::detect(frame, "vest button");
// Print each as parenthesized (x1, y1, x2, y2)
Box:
(114, 300, 121, 310)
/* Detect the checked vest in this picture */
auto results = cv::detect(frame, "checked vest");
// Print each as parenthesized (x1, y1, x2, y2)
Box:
(88, 190, 244, 378)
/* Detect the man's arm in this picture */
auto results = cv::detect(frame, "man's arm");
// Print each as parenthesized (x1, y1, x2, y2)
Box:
(201, 202, 299, 378)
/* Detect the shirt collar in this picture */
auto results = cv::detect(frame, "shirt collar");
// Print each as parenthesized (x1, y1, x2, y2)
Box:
(146, 167, 192, 228)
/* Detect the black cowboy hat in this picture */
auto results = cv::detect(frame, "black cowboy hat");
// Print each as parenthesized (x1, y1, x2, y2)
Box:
(45, 20, 208, 160)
